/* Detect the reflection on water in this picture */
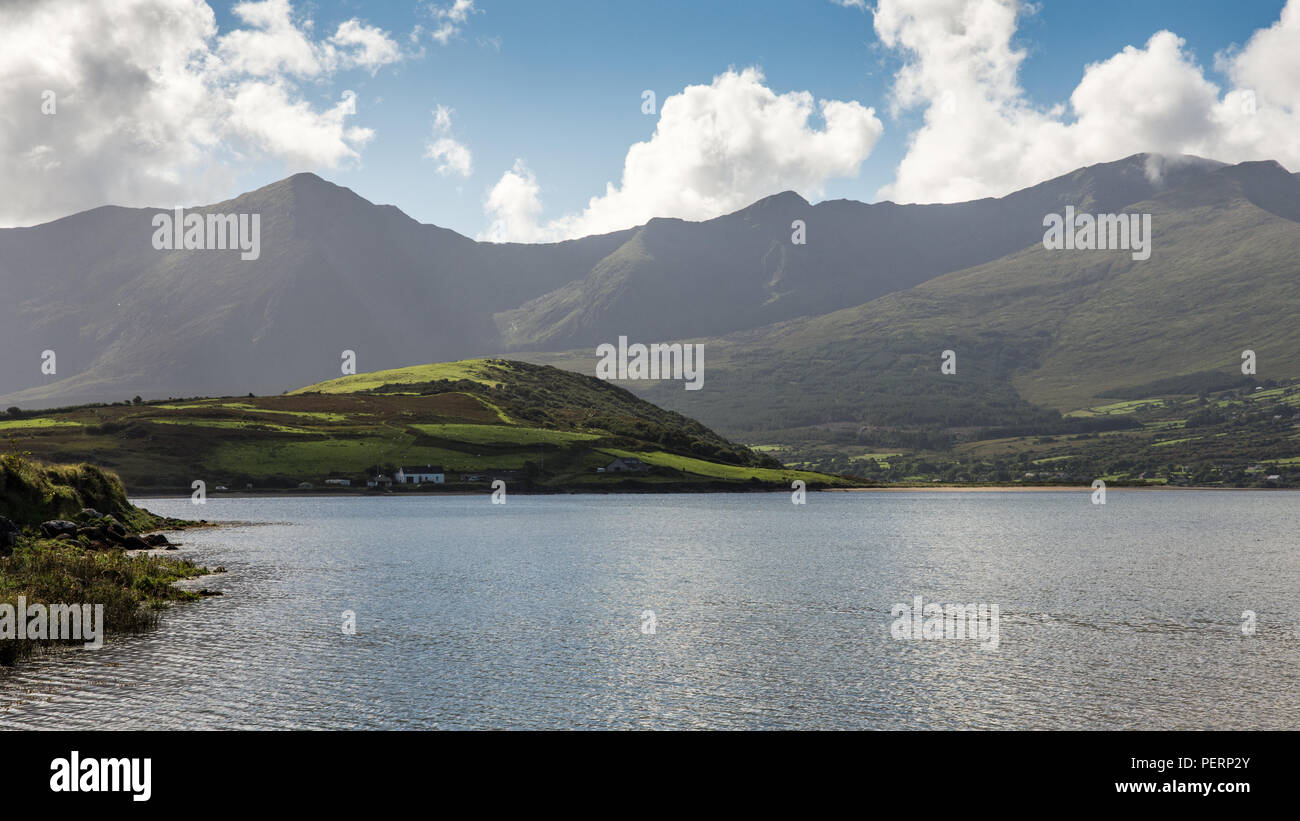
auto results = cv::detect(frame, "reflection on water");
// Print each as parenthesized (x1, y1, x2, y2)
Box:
(1, 491, 1297, 729)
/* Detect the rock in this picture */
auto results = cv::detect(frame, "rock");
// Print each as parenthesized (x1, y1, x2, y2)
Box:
(123, 535, 151, 550)
(78, 525, 105, 540)
(40, 519, 79, 539)
(78, 507, 103, 520)
(103, 528, 127, 546)
(143, 533, 170, 547)
(105, 519, 127, 537)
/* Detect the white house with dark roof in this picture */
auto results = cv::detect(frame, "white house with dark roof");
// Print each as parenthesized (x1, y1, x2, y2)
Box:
(604, 456, 648, 473)
(395, 465, 445, 484)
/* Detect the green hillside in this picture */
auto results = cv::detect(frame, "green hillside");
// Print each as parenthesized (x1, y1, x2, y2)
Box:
(1, 359, 851, 492)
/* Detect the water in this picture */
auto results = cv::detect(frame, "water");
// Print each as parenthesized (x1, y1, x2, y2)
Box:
(1, 491, 1297, 729)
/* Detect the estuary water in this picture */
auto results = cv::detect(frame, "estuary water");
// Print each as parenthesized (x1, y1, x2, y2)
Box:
(1, 491, 1297, 730)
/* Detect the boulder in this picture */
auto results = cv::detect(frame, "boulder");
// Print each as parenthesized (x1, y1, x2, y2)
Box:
(104, 518, 127, 537)
(123, 535, 151, 550)
(40, 519, 79, 539)
(78, 507, 103, 520)
(143, 533, 171, 547)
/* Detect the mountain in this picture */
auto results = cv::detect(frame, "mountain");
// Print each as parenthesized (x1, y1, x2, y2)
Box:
(0, 359, 850, 491)
(521, 159, 1300, 446)
(496, 154, 1227, 350)
(0, 152, 1240, 410)
(0, 174, 633, 407)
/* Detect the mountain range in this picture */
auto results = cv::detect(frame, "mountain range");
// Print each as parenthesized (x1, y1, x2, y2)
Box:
(2, 152, 1297, 455)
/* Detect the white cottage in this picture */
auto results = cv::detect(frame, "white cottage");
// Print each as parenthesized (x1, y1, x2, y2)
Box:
(395, 465, 445, 484)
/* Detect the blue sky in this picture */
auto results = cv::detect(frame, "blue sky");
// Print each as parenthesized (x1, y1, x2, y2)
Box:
(4, 1, 1297, 236)
(240, 0, 1287, 235)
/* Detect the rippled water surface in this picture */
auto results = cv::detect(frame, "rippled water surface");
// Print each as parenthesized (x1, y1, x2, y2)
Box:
(1, 491, 1297, 729)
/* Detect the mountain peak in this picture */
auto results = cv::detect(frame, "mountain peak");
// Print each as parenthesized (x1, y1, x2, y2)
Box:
(757, 190, 810, 208)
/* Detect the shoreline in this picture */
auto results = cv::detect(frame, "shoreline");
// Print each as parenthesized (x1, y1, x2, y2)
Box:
(127, 483, 1300, 500)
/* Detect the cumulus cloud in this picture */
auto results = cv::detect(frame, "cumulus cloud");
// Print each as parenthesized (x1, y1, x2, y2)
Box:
(0, 0, 403, 226)
(869, 0, 1300, 204)
(480, 67, 883, 241)
(482, 159, 546, 242)
(424, 105, 473, 177)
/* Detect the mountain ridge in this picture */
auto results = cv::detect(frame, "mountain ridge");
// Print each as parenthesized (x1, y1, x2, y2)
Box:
(1, 152, 1294, 427)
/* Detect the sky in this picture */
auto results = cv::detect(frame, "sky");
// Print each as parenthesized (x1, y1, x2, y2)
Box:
(2, 0, 1298, 240)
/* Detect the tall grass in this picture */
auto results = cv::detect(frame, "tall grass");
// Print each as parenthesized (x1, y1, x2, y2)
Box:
(0, 538, 208, 666)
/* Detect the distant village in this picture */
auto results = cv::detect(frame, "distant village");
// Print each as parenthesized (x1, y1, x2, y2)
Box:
(211, 456, 650, 492)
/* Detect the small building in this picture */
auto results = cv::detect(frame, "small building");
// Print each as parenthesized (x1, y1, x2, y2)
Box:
(298, 482, 314, 489)
(462, 474, 484, 482)
(366, 474, 393, 488)
(396, 465, 445, 484)
(324, 478, 351, 487)
(605, 457, 648, 473)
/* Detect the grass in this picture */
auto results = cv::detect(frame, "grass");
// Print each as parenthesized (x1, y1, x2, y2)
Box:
(1066, 400, 1165, 418)
(0, 454, 161, 532)
(292, 360, 507, 394)
(1152, 437, 1198, 448)
(209, 437, 530, 475)
(599, 448, 852, 485)
(212, 403, 354, 422)
(143, 418, 315, 435)
(0, 455, 209, 666)
(0, 418, 82, 430)
(410, 423, 600, 445)
(0, 538, 208, 665)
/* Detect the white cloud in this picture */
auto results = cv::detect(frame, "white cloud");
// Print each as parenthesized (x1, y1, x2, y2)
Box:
(329, 19, 404, 74)
(427, 139, 473, 177)
(482, 159, 545, 242)
(216, 0, 323, 77)
(424, 105, 473, 177)
(428, 0, 479, 45)
(228, 84, 374, 166)
(432, 104, 454, 133)
(0, 0, 402, 226)
(870, 0, 1300, 204)
(480, 67, 883, 241)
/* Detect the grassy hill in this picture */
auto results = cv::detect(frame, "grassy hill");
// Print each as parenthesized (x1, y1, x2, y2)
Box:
(0, 359, 852, 492)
